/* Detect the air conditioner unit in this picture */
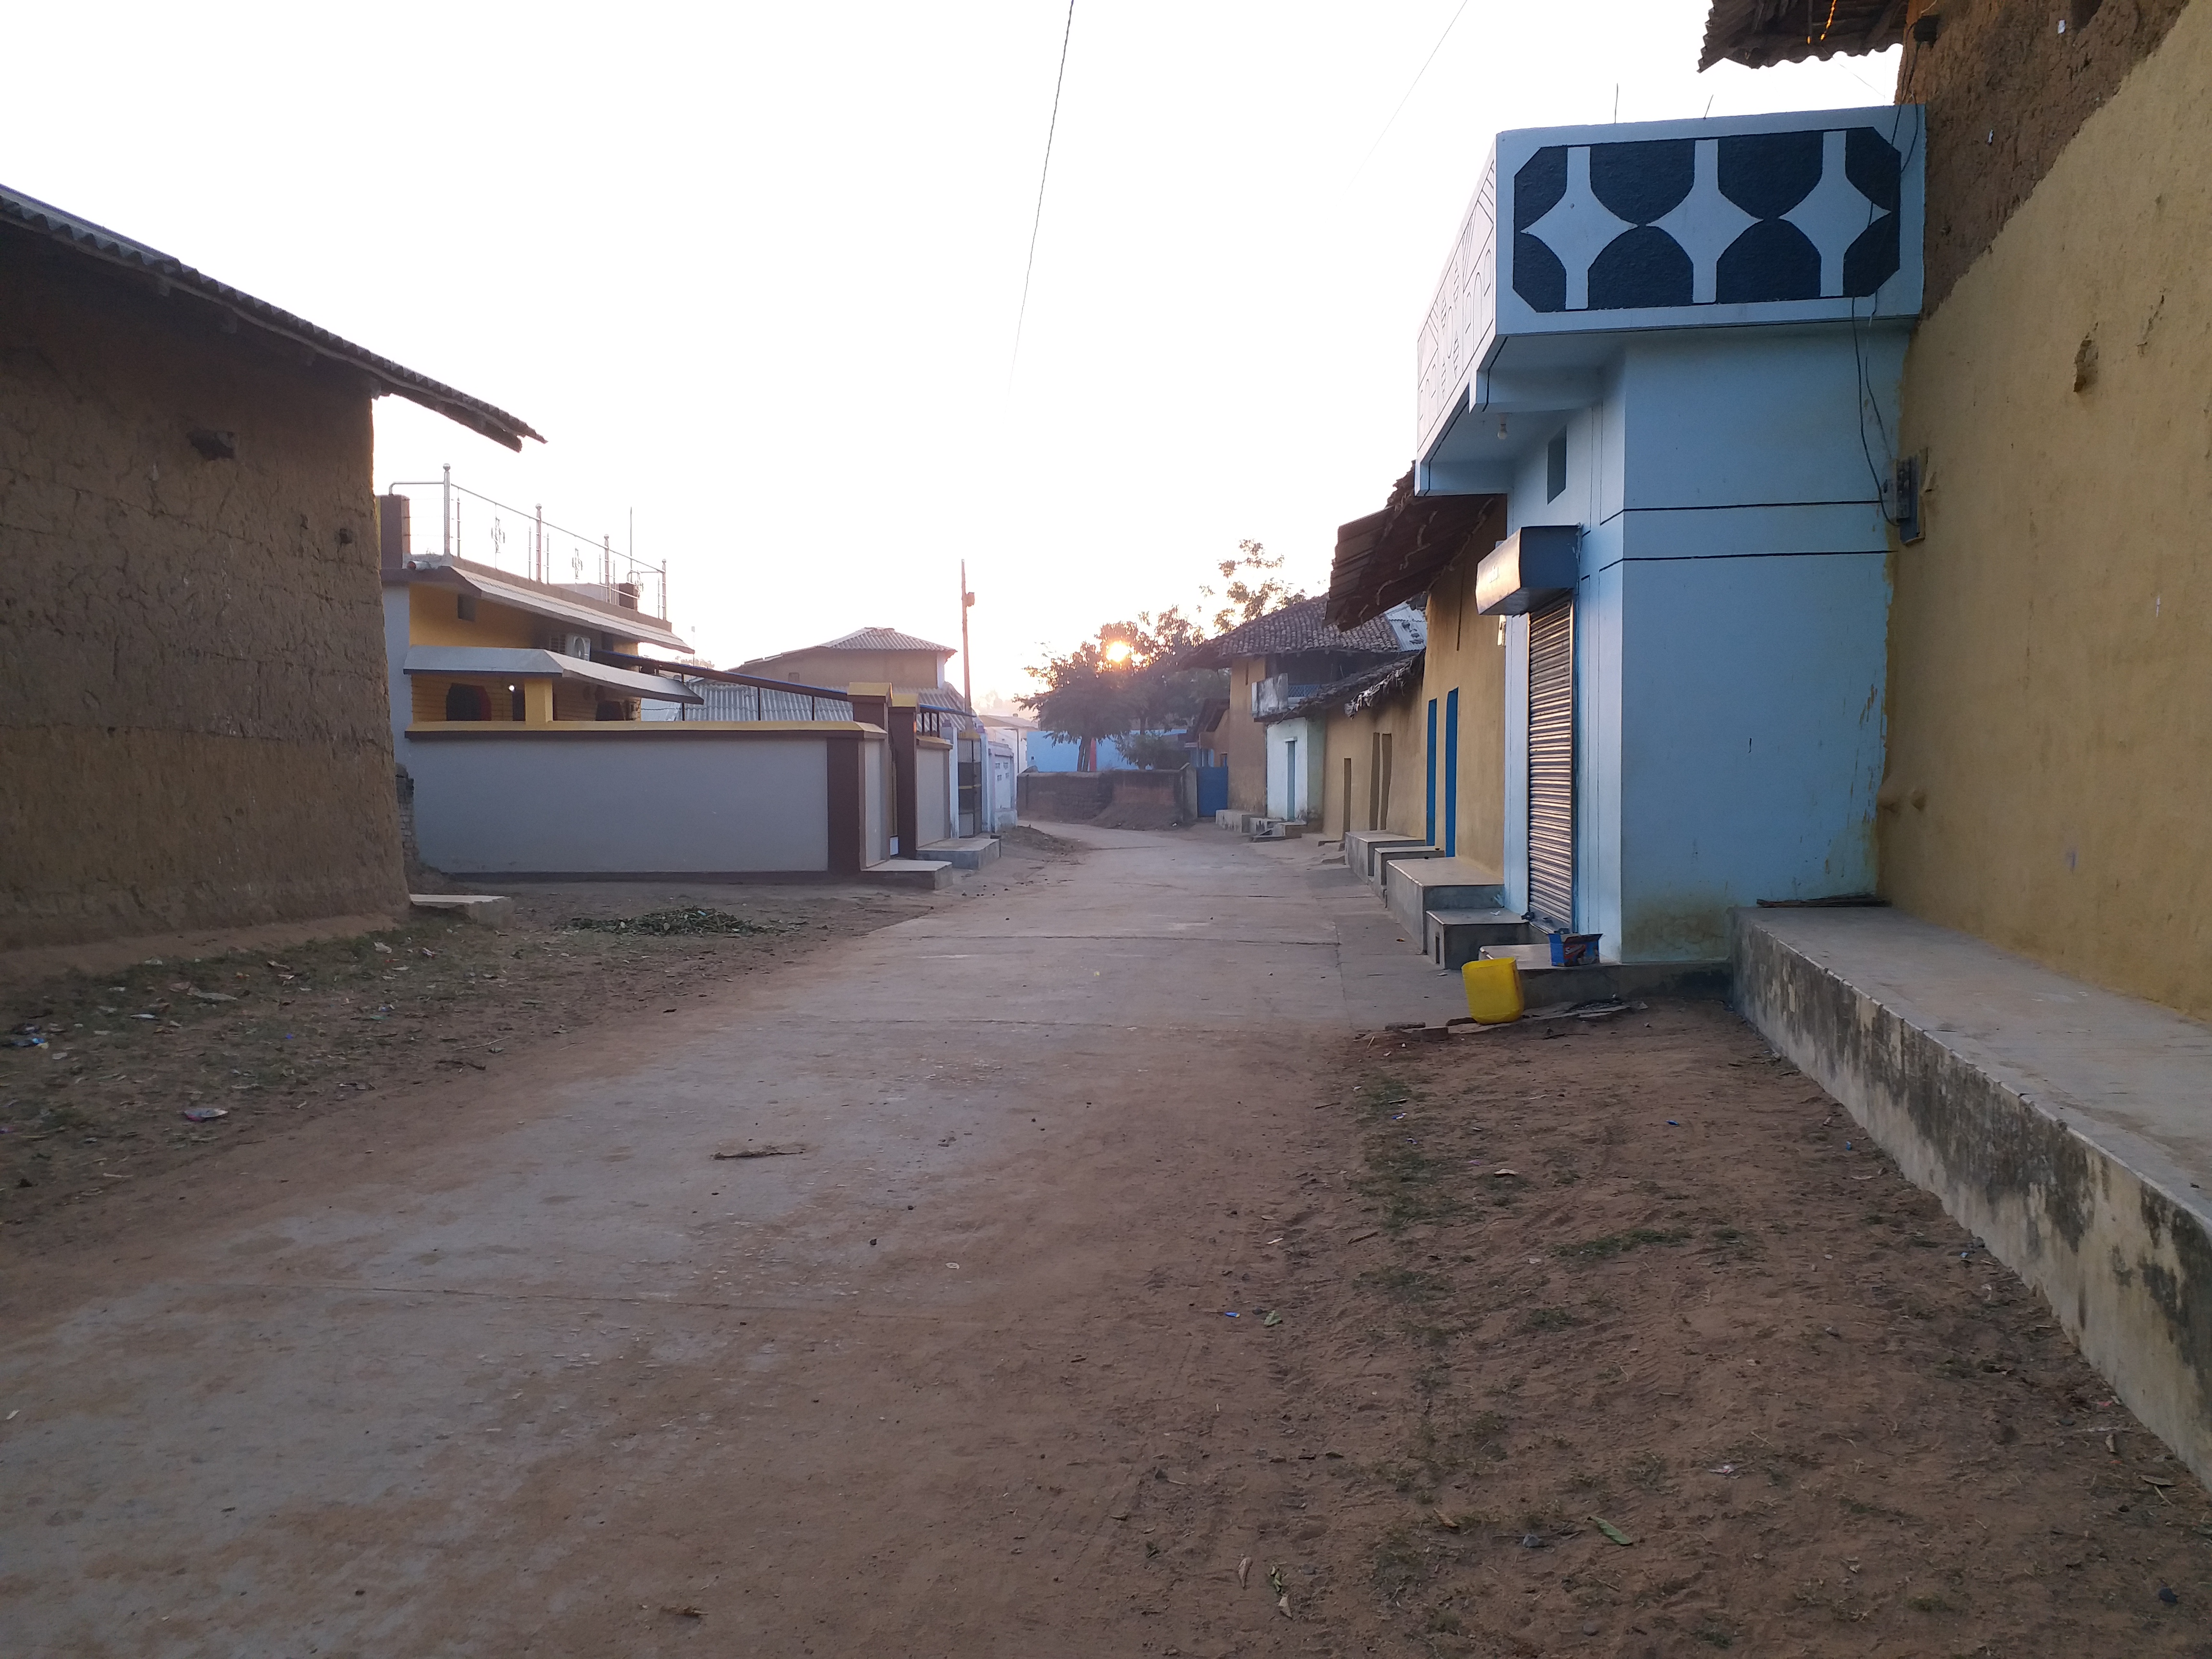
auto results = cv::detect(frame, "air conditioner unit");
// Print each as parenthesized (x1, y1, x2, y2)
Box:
(560, 632, 593, 660)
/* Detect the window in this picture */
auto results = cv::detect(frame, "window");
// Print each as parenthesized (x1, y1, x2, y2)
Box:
(1546, 430, 1568, 502)
(444, 683, 490, 721)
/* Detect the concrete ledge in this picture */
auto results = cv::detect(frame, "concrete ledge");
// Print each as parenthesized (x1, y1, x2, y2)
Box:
(921, 835, 1000, 871)
(1732, 907, 2212, 1489)
(863, 858, 953, 891)
(1385, 855, 1506, 943)
(1345, 830, 1426, 882)
(409, 893, 515, 928)
(1427, 907, 1530, 969)
(1370, 844, 1444, 894)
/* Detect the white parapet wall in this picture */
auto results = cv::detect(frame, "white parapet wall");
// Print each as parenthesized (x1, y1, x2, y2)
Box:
(406, 724, 848, 876)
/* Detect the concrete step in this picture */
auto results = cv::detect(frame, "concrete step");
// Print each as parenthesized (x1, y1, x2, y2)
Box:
(862, 858, 953, 891)
(1369, 844, 1445, 893)
(1345, 829, 1429, 883)
(1734, 904, 2212, 1490)
(920, 835, 1000, 871)
(1425, 907, 1530, 969)
(409, 893, 514, 928)
(1385, 855, 1506, 941)
(1472, 943, 1729, 1002)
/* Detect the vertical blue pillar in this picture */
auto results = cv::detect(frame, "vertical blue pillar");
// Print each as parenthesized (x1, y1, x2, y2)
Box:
(1444, 689, 1459, 857)
(1424, 698, 1438, 846)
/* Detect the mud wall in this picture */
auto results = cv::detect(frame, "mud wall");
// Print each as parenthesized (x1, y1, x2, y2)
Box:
(0, 236, 407, 949)
(1883, 0, 2212, 1018)
(1898, 0, 2192, 314)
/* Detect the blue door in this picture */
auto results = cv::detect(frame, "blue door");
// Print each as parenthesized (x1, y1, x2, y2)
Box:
(1196, 765, 1228, 816)
(1424, 699, 1438, 846)
(1444, 688, 1459, 857)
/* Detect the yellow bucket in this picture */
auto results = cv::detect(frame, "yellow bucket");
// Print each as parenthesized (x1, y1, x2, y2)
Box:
(1461, 956, 1524, 1024)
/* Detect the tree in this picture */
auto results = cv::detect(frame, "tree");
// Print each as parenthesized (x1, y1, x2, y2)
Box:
(1198, 540, 1305, 635)
(1019, 638, 1131, 772)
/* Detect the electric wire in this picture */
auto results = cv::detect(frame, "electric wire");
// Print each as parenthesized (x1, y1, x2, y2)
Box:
(1353, 0, 1474, 180)
(1010, 0, 1077, 380)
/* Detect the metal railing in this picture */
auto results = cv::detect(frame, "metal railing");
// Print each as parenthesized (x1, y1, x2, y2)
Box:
(385, 466, 670, 622)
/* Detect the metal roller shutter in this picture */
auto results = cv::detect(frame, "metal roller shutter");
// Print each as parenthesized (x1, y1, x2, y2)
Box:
(1527, 600, 1575, 929)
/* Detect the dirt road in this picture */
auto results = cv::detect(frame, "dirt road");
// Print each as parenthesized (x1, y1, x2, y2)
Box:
(0, 827, 2203, 1657)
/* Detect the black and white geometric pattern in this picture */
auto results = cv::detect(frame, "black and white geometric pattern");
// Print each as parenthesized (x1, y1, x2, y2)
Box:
(1511, 127, 1902, 313)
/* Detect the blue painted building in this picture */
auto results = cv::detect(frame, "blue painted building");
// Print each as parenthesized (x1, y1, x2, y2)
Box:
(1413, 106, 1924, 960)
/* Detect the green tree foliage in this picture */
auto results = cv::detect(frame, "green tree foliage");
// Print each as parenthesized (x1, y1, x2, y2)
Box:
(1022, 540, 1297, 768)
(1199, 540, 1305, 635)
(1117, 731, 1189, 770)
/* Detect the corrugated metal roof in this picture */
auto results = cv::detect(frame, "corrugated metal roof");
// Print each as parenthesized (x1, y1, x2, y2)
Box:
(816, 627, 958, 654)
(1698, 0, 1908, 70)
(0, 182, 542, 452)
(1327, 471, 1505, 630)
(398, 556, 690, 653)
(1179, 595, 1406, 670)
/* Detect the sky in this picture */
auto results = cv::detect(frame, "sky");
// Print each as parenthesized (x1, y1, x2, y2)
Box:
(5, 2, 1897, 707)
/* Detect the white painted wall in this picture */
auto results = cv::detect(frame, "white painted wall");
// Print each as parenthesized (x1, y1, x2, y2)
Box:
(1264, 717, 1325, 821)
(408, 731, 832, 874)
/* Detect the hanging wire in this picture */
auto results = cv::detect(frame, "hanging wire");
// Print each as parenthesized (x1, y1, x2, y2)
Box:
(1010, 0, 1077, 381)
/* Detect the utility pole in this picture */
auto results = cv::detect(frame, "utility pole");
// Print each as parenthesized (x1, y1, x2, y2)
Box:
(441, 463, 451, 559)
(960, 561, 976, 708)
(534, 505, 543, 582)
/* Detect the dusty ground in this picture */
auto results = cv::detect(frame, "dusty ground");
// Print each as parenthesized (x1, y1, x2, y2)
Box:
(0, 828, 2204, 1658)
(1225, 1003, 2212, 1657)
(0, 829, 1077, 1243)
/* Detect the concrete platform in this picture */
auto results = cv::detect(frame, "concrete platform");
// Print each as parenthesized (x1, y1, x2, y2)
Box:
(1344, 829, 1427, 883)
(861, 858, 953, 891)
(409, 893, 515, 928)
(1384, 855, 1505, 942)
(1733, 906, 2212, 1488)
(1425, 907, 1529, 969)
(1369, 843, 1445, 894)
(920, 835, 1000, 871)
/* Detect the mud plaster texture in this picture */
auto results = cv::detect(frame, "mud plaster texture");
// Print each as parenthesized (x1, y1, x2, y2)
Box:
(0, 234, 407, 950)
(1898, 0, 2192, 313)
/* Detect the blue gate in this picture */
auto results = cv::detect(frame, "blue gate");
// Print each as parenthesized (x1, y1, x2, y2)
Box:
(1195, 765, 1229, 817)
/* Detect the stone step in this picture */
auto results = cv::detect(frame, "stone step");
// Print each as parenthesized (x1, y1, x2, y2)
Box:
(863, 859, 953, 891)
(920, 836, 1000, 871)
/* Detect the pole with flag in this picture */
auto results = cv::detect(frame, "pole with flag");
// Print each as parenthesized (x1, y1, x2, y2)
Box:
(960, 561, 976, 707)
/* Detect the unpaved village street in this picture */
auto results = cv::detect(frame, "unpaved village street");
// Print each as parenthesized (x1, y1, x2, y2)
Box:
(2, 828, 2207, 1658)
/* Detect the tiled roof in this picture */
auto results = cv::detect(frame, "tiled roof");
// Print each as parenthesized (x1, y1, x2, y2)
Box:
(1698, 0, 1906, 69)
(1327, 470, 1504, 629)
(0, 182, 541, 452)
(818, 627, 957, 654)
(1260, 651, 1424, 725)
(1179, 595, 1405, 669)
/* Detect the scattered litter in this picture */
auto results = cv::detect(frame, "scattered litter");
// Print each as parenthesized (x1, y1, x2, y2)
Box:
(946, 1262, 960, 1270)
(1592, 1516, 1635, 1547)
(3, 1033, 46, 1049)
(2159, 1586, 2180, 1606)
(1237, 1555, 1251, 1587)
(711, 1144, 806, 1160)
(568, 908, 781, 937)
(1519, 1532, 1546, 1550)
(189, 990, 237, 1003)
(1433, 1508, 1460, 1531)
(1491, 1167, 1521, 1178)
(372, 943, 393, 955)
(660, 1604, 704, 1618)
(1268, 1564, 1286, 1596)
(1276, 1593, 1291, 1619)
(181, 1107, 228, 1123)
(1223, 1310, 1239, 1318)
(1262, 1311, 1282, 1328)
(1667, 1119, 1681, 1127)
(1708, 1463, 1738, 1477)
